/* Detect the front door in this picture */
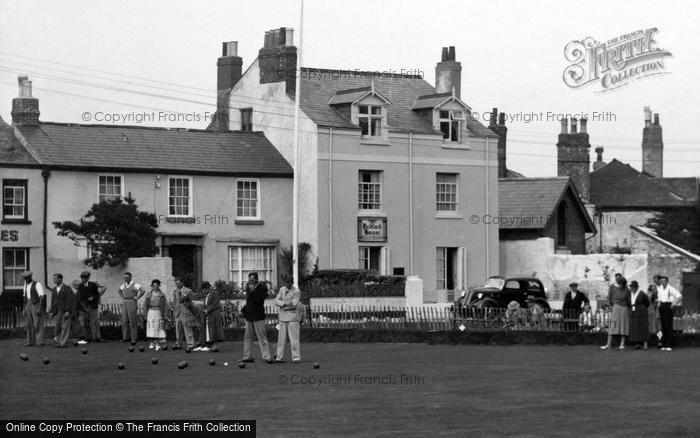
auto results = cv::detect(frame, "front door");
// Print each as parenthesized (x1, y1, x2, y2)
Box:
(170, 245, 196, 288)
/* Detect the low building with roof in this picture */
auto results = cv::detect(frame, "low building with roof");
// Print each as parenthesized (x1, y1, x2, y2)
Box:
(215, 28, 500, 298)
(1, 76, 293, 295)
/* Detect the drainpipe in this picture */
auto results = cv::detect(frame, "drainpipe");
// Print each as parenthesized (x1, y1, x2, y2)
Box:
(328, 127, 333, 268)
(484, 136, 490, 276)
(598, 210, 604, 252)
(408, 132, 414, 274)
(41, 168, 50, 285)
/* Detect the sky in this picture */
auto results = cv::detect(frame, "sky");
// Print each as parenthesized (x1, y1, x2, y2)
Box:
(1, 0, 698, 177)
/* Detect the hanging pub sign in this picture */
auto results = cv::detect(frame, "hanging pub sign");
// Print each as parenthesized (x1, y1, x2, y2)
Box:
(358, 217, 387, 242)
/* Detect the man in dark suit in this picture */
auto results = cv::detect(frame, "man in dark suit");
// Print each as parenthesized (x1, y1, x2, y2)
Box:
(238, 272, 273, 364)
(171, 277, 196, 350)
(49, 273, 75, 348)
(562, 282, 590, 330)
(78, 271, 106, 343)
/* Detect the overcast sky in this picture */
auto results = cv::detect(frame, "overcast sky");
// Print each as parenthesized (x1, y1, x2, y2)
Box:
(1, 0, 698, 177)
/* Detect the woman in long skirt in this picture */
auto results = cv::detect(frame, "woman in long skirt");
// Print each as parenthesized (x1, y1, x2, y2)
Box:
(601, 276, 631, 350)
(144, 279, 167, 351)
(194, 281, 224, 352)
(628, 280, 651, 349)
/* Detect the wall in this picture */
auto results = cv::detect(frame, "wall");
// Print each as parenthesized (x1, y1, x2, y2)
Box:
(542, 188, 589, 254)
(48, 257, 174, 305)
(631, 229, 698, 291)
(587, 210, 656, 253)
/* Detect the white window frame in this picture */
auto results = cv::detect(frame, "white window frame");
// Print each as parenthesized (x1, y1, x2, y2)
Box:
(236, 178, 261, 220)
(358, 170, 382, 211)
(3, 247, 29, 291)
(97, 174, 124, 203)
(168, 176, 193, 218)
(357, 104, 385, 138)
(228, 245, 276, 286)
(438, 110, 464, 143)
(436, 173, 459, 212)
(2, 180, 27, 220)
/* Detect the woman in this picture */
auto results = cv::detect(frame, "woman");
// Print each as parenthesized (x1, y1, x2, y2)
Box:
(601, 277, 631, 350)
(144, 279, 168, 351)
(196, 281, 224, 352)
(628, 280, 651, 349)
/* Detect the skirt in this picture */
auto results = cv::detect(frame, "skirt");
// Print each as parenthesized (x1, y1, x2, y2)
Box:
(629, 310, 649, 343)
(609, 304, 630, 336)
(146, 309, 166, 339)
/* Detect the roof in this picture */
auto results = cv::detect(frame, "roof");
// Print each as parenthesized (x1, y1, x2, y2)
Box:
(6, 122, 292, 176)
(631, 225, 700, 263)
(504, 168, 526, 178)
(0, 116, 39, 165)
(299, 67, 496, 137)
(498, 177, 596, 232)
(590, 159, 695, 208)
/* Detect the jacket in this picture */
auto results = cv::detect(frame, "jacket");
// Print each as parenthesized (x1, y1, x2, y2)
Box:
(242, 282, 268, 322)
(274, 286, 301, 322)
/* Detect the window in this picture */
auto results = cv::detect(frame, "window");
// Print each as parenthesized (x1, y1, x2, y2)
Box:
(358, 170, 382, 210)
(240, 108, 253, 132)
(439, 110, 463, 142)
(168, 177, 192, 217)
(2, 179, 28, 222)
(98, 175, 123, 203)
(436, 173, 458, 212)
(236, 179, 260, 219)
(229, 246, 275, 285)
(358, 105, 383, 137)
(557, 202, 568, 247)
(359, 246, 381, 271)
(3, 248, 29, 291)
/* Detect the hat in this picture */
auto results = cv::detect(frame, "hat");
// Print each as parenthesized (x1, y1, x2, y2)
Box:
(507, 301, 520, 311)
(569, 282, 579, 287)
(21, 270, 33, 278)
(630, 280, 639, 288)
(200, 281, 212, 290)
(80, 271, 91, 278)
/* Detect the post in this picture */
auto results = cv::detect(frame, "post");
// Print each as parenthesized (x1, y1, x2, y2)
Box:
(292, 0, 304, 289)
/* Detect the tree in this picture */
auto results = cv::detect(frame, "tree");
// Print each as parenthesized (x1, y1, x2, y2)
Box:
(53, 195, 159, 269)
(280, 242, 316, 283)
(644, 206, 700, 255)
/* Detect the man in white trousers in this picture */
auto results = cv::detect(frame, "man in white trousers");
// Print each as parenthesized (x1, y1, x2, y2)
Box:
(274, 277, 302, 363)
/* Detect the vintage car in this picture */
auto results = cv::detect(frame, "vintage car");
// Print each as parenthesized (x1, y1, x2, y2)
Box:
(458, 275, 551, 311)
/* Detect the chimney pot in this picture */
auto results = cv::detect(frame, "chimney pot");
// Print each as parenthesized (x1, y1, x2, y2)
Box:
(489, 108, 497, 127)
(654, 113, 660, 125)
(595, 146, 604, 160)
(448, 46, 456, 61)
(285, 28, 294, 46)
(279, 27, 287, 45)
(499, 112, 506, 125)
(560, 118, 568, 134)
(580, 117, 587, 133)
(222, 41, 238, 57)
(441, 47, 448, 62)
(570, 117, 578, 134)
(18, 76, 32, 98)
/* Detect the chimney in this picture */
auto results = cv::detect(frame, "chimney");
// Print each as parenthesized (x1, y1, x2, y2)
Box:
(580, 118, 587, 133)
(560, 118, 568, 134)
(593, 146, 606, 171)
(11, 76, 40, 125)
(211, 41, 243, 132)
(259, 27, 297, 94)
(557, 117, 591, 201)
(435, 46, 462, 98)
(642, 107, 663, 177)
(489, 107, 508, 178)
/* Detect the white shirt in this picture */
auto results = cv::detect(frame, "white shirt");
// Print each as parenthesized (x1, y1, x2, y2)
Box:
(24, 281, 46, 300)
(630, 290, 640, 305)
(119, 281, 142, 291)
(657, 284, 681, 305)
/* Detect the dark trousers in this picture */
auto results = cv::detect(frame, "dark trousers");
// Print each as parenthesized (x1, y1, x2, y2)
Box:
(57, 313, 72, 346)
(659, 303, 674, 348)
(24, 303, 43, 345)
(82, 308, 101, 340)
(121, 300, 138, 342)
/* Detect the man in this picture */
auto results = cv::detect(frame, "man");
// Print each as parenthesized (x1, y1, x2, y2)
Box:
(77, 271, 106, 343)
(274, 277, 302, 363)
(50, 274, 75, 348)
(22, 271, 46, 346)
(171, 277, 196, 350)
(118, 272, 146, 345)
(47, 274, 69, 344)
(562, 282, 590, 330)
(656, 275, 682, 351)
(239, 272, 273, 364)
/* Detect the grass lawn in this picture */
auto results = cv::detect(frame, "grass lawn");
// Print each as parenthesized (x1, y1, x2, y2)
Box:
(1, 339, 699, 437)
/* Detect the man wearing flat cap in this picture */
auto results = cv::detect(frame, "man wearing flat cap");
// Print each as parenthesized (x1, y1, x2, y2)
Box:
(77, 271, 106, 343)
(21, 271, 46, 346)
(562, 282, 590, 331)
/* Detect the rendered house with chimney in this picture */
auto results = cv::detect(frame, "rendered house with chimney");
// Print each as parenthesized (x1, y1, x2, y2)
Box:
(214, 28, 500, 298)
(588, 108, 699, 253)
(0, 76, 293, 296)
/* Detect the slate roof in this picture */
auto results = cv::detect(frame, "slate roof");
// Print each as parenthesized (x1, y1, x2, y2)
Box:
(498, 177, 595, 232)
(0, 116, 39, 165)
(590, 159, 695, 208)
(299, 67, 496, 137)
(4, 122, 292, 176)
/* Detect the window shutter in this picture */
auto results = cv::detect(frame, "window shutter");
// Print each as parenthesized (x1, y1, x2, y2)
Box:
(380, 246, 391, 276)
(457, 247, 468, 290)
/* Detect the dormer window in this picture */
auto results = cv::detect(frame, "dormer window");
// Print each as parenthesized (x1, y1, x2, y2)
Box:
(439, 110, 464, 143)
(359, 105, 383, 137)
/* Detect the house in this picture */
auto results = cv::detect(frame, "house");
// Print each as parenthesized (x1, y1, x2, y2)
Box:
(1, 76, 293, 297)
(213, 28, 500, 298)
(589, 109, 699, 253)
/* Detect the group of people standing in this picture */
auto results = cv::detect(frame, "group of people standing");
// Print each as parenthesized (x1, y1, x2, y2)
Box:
(22, 270, 106, 348)
(601, 273, 681, 351)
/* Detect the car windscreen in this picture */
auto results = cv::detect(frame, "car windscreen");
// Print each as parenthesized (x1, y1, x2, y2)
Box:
(483, 278, 505, 289)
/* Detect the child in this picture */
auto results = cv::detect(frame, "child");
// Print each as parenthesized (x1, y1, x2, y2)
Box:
(578, 304, 594, 331)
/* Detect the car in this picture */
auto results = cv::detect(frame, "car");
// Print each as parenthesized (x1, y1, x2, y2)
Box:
(458, 275, 551, 312)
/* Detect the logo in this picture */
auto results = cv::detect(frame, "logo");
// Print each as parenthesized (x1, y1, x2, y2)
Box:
(563, 28, 672, 92)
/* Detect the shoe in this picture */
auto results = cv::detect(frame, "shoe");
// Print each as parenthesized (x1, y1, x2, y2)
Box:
(130, 341, 137, 346)
(292, 359, 301, 364)
(77, 340, 87, 345)
(149, 342, 155, 349)
(193, 346, 202, 352)
(265, 358, 274, 364)
(663, 347, 673, 351)
(600, 345, 610, 350)
(200, 346, 211, 352)
(274, 357, 285, 363)
(55, 345, 67, 349)
(238, 358, 254, 363)
(619, 345, 626, 350)
(172, 345, 180, 350)
(96, 339, 104, 343)
(23, 343, 34, 347)
(634, 345, 641, 350)
(121, 339, 129, 343)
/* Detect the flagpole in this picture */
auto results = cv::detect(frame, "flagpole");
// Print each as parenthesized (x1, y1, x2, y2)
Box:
(292, 0, 304, 289)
